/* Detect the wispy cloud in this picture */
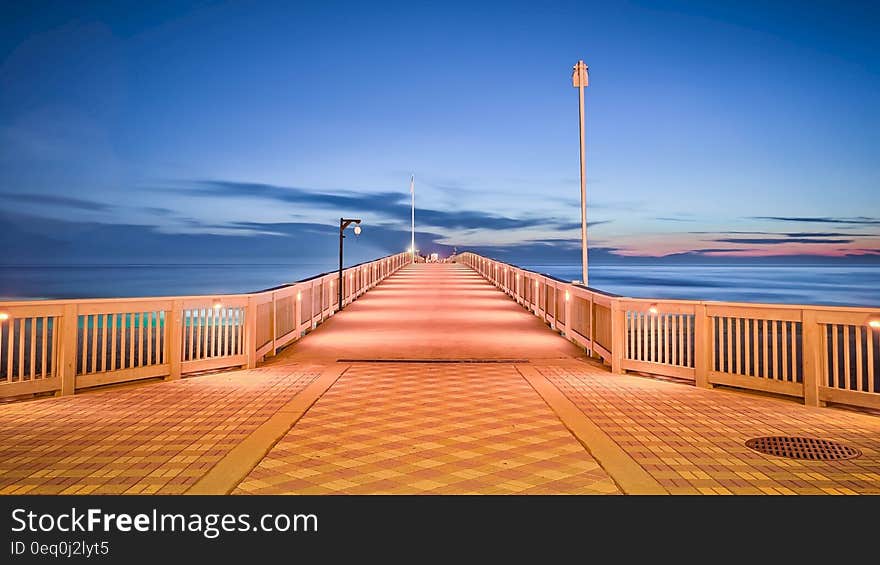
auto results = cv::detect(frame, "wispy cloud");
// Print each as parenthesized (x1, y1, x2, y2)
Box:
(0, 192, 113, 211)
(656, 216, 697, 222)
(750, 216, 880, 226)
(150, 180, 583, 232)
(714, 237, 853, 245)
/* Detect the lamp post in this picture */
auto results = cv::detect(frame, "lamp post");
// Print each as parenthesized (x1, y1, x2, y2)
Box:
(572, 60, 589, 286)
(338, 217, 362, 310)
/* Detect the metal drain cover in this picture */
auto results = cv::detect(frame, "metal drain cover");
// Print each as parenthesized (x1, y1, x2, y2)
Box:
(745, 436, 861, 461)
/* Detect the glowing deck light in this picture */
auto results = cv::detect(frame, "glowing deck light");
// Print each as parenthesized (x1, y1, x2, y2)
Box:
(297, 291, 302, 301)
(869, 319, 880, 329)
(535, 280, 539, 288)
(648, 304, 659, 314)
(0, 313, 8, 321)
(212, 302, 223, 310)
(565, 291, 570, 302)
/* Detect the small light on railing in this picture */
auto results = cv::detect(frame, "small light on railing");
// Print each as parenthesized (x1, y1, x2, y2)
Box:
(515, 273, 519, 279)
(535, 280, 539, 288)
(297, 291, 302, 301)
(648, 304, 659, 315)
(0, 312, 8, 321)
(565, 291, 570, 302)
(869, 319, 880, 329)
(212, 302, 223, 310)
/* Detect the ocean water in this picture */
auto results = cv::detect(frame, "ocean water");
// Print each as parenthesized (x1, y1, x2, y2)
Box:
(0, 263, 878, 307)
(523, 264, 880, 307)
(0, 264, 337, 300)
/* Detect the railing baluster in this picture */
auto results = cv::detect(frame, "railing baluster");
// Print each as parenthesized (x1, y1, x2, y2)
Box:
(855, 326, 863, 392)
(868, 327, 875, 393)
(29, 318, 36, 380)
(832, 324, 840, 388)
(782, 320, 788, 382)
(41, 316, 48, 378)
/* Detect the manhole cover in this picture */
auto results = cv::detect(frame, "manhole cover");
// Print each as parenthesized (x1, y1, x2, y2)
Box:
(745, 436, 861, 461)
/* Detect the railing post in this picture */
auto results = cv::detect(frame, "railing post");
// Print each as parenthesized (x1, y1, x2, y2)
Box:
(295, 286, 303, 337)
(694, 303, 711, 388)
(801, 309, 823, 407)
(58, 303, 78, 396)
(245, 295, 257, 369)
(563, 288, 572, 339)
(167, 299, 183, 380)
(611, 299, 625, 374)
(270, 292, 278, 356)
(311, 281, 318, 329)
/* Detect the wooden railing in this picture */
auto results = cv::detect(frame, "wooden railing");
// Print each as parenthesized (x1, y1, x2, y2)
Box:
(0, 252, 411, 400)
(456, 252, 880, 411)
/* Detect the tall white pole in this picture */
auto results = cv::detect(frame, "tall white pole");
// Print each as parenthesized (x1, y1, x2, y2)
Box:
(410, 174, 415, 261)
(572, 61, 589, 285)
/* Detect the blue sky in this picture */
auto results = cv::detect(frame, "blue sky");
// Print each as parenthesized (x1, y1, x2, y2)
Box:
(1, 0, 878, 265)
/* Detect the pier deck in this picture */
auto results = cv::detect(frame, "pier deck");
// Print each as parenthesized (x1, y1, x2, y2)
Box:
(2, 263, 880, 495)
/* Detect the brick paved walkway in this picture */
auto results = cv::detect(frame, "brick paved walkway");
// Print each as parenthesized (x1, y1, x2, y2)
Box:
(234, 363, 618, 494)
(2, 263, 879, 495)
(542, 364, 880, 494)
(0, 365, 321, 494)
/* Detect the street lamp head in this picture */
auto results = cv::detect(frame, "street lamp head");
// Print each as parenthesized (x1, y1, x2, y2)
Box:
(353, 225, 362, 236)
(572, 60, 589, 88)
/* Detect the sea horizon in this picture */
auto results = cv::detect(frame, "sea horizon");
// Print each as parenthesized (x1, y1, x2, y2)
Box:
(2, 261, 878, 307)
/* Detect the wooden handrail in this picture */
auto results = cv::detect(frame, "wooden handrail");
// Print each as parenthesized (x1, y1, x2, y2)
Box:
(455, 251, 880, 412)
(0, 252, 411, 400)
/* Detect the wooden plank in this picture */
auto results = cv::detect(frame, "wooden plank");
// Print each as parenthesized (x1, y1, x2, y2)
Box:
(0, 376, 60, 398)
(120, 313, 128, 369)
(818, 386, 880, 411)
(90, 315, 98, 374)
(636, 313, 643, 361)
(814, 310, 880, 326)
(868, 327, 875, 393)
(686, 314, 692, 368)
(726, 317, 732, 374)
(744, 318, 751, 377)
(17, 319, 24, 380)
(832, 324, 840, 388)
(782, 320, 788, 382)
(771, 320, 778, 380)
(709, 371, 804, 399)
(202, 307, 209, 359)
(705, 304, 802, 322)
(735, 317, 741, 375)
(220, 307, 227, 357)
(622, 358, 696, 381)
(0, 305, 65, 318)
(196, 308, 203, 360)
(752, 319, 758, 377)
(77, 300, 174, 316)
(675, 315, 687, 367)
(138, 312, 145, 367)
(856, 326, 863, 392)
(762, 319, 769, 378)
(128, 312, 135, 370)
(844, 324, 851, 389)
(109, 313, 117, 372)
(791, 321, 798, 383)
(41, 317, 48, 378)
(147, 311, 153, 366)
(76, 364, 170, 390)
(29, 318, 36, 380)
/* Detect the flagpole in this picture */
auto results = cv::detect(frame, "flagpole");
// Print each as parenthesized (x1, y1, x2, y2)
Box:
(410, 174, 415, 261)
